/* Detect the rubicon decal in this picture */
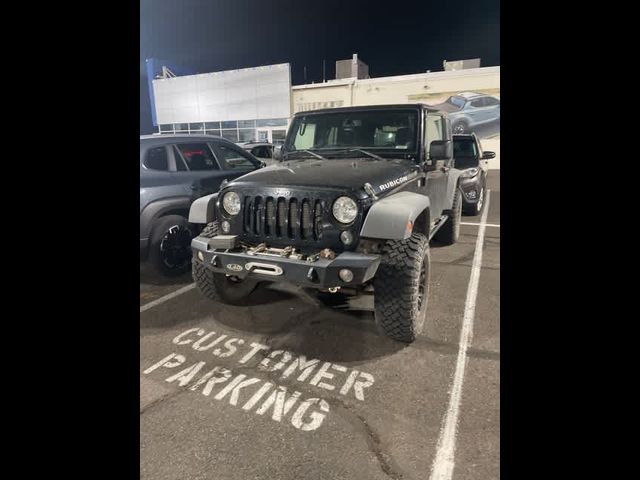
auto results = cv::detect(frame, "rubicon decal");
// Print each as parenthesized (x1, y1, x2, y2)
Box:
(378, 171, 417, 192)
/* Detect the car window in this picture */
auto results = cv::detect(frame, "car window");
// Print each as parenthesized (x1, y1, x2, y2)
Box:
(252, 146, 271, 158)
(453, 139, 479, 169)
(469, 98, 485, 108)
(216, 144, 258, 170)
(447, 96, 466, 108)
(484, 97, 499, 106)
(175, 143, 219, 171)
(144, 146, 169, 171)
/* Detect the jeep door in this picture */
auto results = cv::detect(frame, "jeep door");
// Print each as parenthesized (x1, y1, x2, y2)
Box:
(423, 114, 449, 220)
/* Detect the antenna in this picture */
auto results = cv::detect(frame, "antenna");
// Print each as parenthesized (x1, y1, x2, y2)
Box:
(323, 60, 326, 82)
(304, 66, 307, 83)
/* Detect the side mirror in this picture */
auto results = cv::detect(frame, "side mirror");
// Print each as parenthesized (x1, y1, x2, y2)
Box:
(482, 151, 496, 160)
(429, 140, 452, 161)
(259, 160, 267, 168)
(273, 144, 284, 161)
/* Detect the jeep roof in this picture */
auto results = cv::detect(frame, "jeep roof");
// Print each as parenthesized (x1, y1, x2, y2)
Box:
(292, 103, 447, 116)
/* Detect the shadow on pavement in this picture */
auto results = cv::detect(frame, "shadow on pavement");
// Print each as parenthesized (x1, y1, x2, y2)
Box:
(205, 285, 405, 364)
(140, 261, 192, 286)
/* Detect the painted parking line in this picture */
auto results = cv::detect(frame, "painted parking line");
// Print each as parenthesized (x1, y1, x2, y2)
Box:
(429, 190, 491, 480)
(140, 283, 196, 313)
(460, 222, 500, 228)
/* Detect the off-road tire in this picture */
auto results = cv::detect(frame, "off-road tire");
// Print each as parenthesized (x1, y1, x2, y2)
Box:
(148, 215, 194, 277)
(373, 233, 430, 343)
(434, 188, 462, 245)
(192, 221, 258, 305)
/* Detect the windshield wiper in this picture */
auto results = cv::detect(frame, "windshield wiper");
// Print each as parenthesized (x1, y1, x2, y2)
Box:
(344, 148, 385, 160)
(283, 149, 326, 160)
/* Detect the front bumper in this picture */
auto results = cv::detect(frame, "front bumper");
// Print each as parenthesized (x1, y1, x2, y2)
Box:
(191, 235, 381, 288)
(459, 177, 482, 205)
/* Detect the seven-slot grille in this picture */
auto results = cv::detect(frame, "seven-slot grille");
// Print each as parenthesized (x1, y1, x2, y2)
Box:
(242, 195, 324, 241)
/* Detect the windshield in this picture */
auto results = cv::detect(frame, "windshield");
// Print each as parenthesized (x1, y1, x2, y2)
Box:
(453, 138, 479, 169)
(284, 109, 419, 158)
(447, 96, 466, 109)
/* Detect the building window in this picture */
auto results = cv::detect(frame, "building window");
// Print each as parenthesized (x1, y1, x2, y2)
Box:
(159, 124, 174, 133)
(221, 129, 239, 142)
(175, 123, 188, 131)
(205, 122, 221, 130)
(221, 120, 237, 129)
(238, 120, 256, 128)
(238, 129, 255, 142)
(189, 123, 204, 133)
(256, 118, 288, 127)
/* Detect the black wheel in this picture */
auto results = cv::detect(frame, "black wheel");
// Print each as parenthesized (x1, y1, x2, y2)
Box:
(148, 215, 194, 277)
(192, 221, 258, 305)
(434, 188, 462, 245)
(463, 185, 484, 216)
(452, 120, 469, 134)
(373, 233, 430, 343)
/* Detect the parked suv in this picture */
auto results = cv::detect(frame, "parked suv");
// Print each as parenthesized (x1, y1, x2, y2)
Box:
(432, 92, 500, 134)
(140, 134, 262, 276)
(453, 133, 495, 216)
(239, 141, 275, 165)
(188, 105, 463, 343)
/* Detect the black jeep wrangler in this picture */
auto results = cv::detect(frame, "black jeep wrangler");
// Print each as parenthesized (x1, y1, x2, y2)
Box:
(188, 104, 462, 343)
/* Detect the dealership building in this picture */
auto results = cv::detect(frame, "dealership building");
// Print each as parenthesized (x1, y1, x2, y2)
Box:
(148, 54, 500, 145)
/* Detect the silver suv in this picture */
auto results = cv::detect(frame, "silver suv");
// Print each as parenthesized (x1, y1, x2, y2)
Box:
(432, 92, 500, 134)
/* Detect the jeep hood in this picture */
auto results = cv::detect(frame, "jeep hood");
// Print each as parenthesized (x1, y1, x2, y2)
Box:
(229, 158, 420, 196)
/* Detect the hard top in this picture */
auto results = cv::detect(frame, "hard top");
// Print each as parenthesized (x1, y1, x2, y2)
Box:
(292, 103, 447, 117)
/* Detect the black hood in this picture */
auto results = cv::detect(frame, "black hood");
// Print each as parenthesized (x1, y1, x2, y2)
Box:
(229, 158, 420, 197)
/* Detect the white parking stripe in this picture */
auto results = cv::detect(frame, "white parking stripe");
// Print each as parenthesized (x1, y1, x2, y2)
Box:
(140, 283, 196, 313)
(461, 222, 500, 228)
(429, 190, 491, 480)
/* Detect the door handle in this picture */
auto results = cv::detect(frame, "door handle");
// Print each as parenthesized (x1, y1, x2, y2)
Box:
(441, 166, 450, 173)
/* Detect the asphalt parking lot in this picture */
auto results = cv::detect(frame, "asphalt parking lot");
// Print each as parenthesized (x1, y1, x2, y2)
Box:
(140, 172, 500, 480)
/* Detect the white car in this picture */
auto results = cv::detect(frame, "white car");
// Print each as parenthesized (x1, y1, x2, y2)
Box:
(432, 92, 500, 134)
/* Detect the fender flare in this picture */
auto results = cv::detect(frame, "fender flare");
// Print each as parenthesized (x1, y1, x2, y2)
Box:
(189, 192, 219, 224)
(443, 170, 463, 211)
(140, 196, 192, 241)
(360, 191, 430, 240)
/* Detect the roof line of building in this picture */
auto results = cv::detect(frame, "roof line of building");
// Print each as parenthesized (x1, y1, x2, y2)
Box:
(292, 65, 500, 90)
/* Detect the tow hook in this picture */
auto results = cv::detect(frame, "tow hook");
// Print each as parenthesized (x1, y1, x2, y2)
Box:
(328, 287, 341, 293)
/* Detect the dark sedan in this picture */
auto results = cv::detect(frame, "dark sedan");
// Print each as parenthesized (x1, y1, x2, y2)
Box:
(453, 133, 495, 216)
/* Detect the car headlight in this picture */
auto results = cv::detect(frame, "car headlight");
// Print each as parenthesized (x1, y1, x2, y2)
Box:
(332, 196, 358, 224)
(222, 191, 241, 215)
(460, 167, 480, 179)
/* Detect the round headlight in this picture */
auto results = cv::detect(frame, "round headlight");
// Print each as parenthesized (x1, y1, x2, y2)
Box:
(222, 192, 241, 215)
(332, 196, 358, 224)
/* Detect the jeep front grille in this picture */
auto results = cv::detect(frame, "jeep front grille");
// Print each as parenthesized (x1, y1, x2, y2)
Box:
(242, 196, 324, 241)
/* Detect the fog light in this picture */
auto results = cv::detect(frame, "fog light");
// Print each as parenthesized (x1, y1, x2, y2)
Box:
(197, 251, 204, 261)
(221, 221, 231, 233)
(339, 269, 354, 283)
(467, 191, 477, 199)
(340, 230, 354, 245)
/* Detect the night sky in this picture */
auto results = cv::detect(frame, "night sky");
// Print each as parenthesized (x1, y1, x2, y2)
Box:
(140, 0, 500, 134)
